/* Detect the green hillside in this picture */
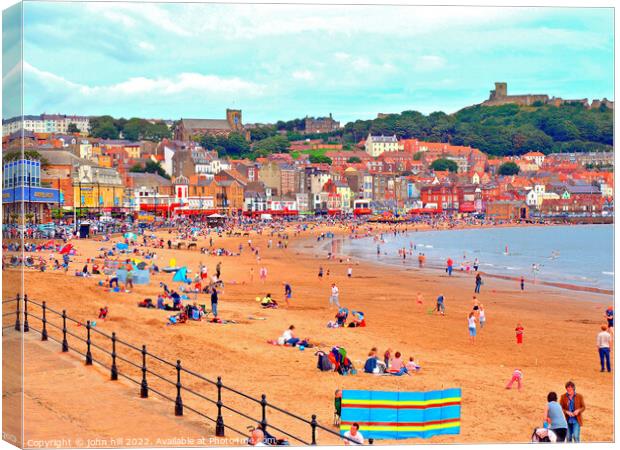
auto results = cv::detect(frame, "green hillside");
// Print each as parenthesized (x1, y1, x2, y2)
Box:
(341, 103, 613, 156)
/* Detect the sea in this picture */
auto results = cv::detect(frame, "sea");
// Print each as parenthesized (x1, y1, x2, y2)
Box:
(337, 224, 614, 291)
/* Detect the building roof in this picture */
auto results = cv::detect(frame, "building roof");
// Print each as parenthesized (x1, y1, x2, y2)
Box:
(181, 118, 231, 131)
(127, 172, 172, 187)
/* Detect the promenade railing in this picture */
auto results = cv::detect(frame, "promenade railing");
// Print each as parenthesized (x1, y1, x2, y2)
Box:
(2, 294, 352, 446)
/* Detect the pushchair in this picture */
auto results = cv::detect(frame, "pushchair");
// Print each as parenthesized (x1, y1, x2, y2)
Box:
(531, 427, 557, 443)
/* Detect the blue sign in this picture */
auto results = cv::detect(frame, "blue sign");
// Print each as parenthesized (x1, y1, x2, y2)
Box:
(3, 187, 60, 204)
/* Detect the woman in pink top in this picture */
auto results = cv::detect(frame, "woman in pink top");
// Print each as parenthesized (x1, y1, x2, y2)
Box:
(390, 352, 405, 371)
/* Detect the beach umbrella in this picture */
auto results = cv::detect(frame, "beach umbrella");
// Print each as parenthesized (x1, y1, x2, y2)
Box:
(124, 232, 137, 240)
(116, 242, 129, 250)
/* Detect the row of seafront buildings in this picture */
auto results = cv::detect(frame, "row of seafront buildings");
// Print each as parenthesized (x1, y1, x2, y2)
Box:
(2, 124, 614, 223)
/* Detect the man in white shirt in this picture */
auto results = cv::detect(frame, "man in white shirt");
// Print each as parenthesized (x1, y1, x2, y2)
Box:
(330, 283, 340, 308)
(597, 324, 612, 372)
(343, 423, 364, 445)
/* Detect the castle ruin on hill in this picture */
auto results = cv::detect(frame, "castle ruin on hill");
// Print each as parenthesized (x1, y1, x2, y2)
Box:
(481, 82, 613, 110)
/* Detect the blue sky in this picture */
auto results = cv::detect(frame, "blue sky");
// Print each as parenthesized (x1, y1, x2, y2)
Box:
(3, 2, 614, 123)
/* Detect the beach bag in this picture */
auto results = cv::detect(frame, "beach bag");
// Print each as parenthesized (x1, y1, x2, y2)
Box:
(317, 352, 334, 371)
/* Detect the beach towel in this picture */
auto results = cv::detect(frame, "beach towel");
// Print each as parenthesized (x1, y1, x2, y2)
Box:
(59, 244, 73, 255)
(115, 243, 129, 250)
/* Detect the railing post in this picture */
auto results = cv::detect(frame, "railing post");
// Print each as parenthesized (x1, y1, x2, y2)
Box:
(14, 294, 21, 331)
(311, 414, 317, 445)
(260, 394, 268, 432)
(140, 345, 148, 398)
(110, 332, 118, 380)
(23, 294, 29, 332)
(215, 376, 225, 437)
(175, 360, 183, 416)
(85, 320, 93, 365)
(61, 310, 68, 352)
(41, 301, 48, 341)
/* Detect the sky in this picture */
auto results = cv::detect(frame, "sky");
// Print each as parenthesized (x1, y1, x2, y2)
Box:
(2, 2, 615, 124)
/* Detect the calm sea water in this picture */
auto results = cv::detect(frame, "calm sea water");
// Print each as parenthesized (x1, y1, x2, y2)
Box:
(339, 225, 614, 291)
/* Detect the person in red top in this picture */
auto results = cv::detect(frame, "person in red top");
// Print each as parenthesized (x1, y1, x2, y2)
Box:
(515, 323, 524, 344)
(446, 258, 454, 276)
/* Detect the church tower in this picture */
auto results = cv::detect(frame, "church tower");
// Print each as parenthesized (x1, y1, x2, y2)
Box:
(226, 109, 243, 131)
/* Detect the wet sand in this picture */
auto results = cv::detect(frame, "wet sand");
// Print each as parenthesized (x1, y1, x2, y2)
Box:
(4, 223, 614, 444)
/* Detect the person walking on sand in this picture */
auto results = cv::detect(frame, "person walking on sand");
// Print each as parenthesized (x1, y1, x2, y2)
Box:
(520, 276, 525, 291)
(479, 304, 486, 329)
(216, 261, 222, 280)
(474, 273, 482, 293)
(329, 283, 340, 309)
(446, 258, 453, 276)
(347, 266, 353, 278)
(560, 381, 585, 443)
(467, 312, 477, 344)
(259, 266, 268, 284)
(596, 324, 611, 372)
(515, 323, 524, 344)
(283, 282, 292, 308)
(605, 306, 614, 335)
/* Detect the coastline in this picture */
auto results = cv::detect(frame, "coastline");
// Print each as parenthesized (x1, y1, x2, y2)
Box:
(302, 223, 613, 297)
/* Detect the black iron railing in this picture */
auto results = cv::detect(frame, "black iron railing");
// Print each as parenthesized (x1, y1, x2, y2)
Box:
(2, 294, 351, 445)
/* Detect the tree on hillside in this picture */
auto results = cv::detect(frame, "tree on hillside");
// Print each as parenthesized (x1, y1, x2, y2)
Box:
(347, 156, 361, 163)
(129, 160, 170, 179)
(310, 155, 332, 164)
(430, 158, 458, 173)
(253, 135, 290, 155)
(498, 161, 520, 176)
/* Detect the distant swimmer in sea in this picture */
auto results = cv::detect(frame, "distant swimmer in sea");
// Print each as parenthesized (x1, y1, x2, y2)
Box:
(504, 245, 509, 255)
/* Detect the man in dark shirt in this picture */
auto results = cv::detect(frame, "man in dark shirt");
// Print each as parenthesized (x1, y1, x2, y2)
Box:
(211, 287, 219, 317)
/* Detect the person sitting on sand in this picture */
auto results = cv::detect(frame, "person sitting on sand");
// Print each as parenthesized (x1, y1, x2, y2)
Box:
(390, 352, 405, 372)
(260, 293, 278, 309)
(364, 349, 380, 373)
(406, 356, 420, 373)
(280, 325, 300, 346)
(138, 298, 155, 308)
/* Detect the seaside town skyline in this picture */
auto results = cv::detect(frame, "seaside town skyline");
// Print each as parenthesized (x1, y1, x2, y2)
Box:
(3, 3, 614, 121)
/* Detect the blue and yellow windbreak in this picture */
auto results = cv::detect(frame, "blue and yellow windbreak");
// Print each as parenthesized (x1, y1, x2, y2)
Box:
(340, 388, 461, 440)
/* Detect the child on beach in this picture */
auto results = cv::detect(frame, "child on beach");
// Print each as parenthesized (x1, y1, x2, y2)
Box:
(505, 368, 523, 390)
(468, 312, 477, 344)
(515, 323, 524, 344)
(479, 304, 486, 328)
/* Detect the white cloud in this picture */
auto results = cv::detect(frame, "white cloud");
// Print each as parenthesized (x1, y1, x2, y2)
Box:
(138, 41, 155, 52)
(415, 55, 446, 71)
(23, 62, 266, 114)
(292, 70, 315, 81)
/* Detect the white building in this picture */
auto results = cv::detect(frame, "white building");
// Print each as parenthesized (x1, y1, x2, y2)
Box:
(522, 151, 546, 167)
(364, 134, 403, 157)
(2, 114, 91, 135)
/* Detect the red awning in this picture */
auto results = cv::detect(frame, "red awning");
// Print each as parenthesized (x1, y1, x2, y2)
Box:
(353, 208, 372, 216)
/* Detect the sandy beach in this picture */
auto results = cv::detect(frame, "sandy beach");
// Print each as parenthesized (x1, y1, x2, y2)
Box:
(3, 222, 614, 445)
